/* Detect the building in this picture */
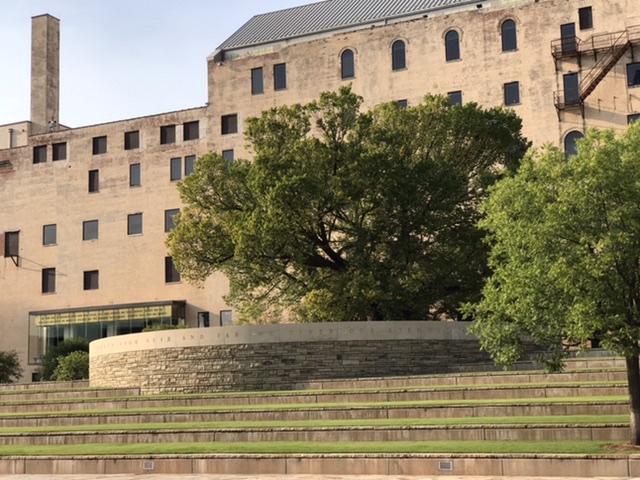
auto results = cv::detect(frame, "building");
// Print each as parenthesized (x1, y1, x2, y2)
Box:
(1, 0, 639, 380)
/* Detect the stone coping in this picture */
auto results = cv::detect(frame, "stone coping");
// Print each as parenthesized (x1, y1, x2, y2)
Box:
(90, 321, 473, 357)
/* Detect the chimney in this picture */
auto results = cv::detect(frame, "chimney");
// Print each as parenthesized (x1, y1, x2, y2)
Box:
(30, 14, 60, 135)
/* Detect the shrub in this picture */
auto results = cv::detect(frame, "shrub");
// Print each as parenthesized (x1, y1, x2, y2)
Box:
(52, 351, 89, 381)
(0, 350, 23, 384)
(40, 338, 89, 381)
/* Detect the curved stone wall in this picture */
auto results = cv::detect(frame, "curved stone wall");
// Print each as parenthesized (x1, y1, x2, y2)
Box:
(90, 321, 491, 394)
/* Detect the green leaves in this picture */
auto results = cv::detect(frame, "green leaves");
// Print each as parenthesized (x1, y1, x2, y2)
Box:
(471, 123, 640, 368)
(167, 87, 528, 323)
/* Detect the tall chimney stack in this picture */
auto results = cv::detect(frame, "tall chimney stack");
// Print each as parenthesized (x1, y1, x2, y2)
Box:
(30, 14, 60, 135)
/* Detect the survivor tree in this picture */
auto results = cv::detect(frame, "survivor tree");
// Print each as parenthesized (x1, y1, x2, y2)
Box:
(167, 87, 529, 323)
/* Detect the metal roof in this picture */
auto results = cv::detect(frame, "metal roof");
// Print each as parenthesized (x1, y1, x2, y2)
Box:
(217, 0, 481, 51)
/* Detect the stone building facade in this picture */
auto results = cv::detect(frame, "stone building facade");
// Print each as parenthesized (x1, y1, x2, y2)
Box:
(2, 0, 640, 380)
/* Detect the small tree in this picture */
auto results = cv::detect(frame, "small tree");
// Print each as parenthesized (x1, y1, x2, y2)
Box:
(469, 124, 640, 445)
(0, 350, 23, 384)
(40, 338, 89, 381)
(52, 351, 89, 381)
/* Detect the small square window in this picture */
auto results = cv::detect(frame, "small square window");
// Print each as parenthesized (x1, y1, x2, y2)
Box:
(183, 121, 199, 141)
(33, 145, 47, 164)
(220, 310, 233, 326)
(83, 220, 99, 241)
(274, 63, 287, 90)
(4, 231, 19, 257)
(160, 125, 176, 145)
(170, 158, 182, 181)
(252, 67, 264, 95)
(165, 257, 181, 283)
(222, 149, 234, 162)
(130, 163, 141, 187)
(92, 136, 107, 155)
(88, 169, 99, 193)
(504, 81, 520, 105)
(83, 270, 99, 290)
(43, 224, 57, 245)
(124, 130, 140, 150)
(579, 6, 593, 30)
(165, 209, 180, 232)
(628, 63, 640, 87)
(52, 142, 67, 161)
(628, 114, 640, 124)
(448, 91, 463, 106)
(185, 155, 196, 176)
(396, 99, 408, 108)
(42, 268, 56, 294)
(221, 114, 238, 135)
(128, 213, 143, 235)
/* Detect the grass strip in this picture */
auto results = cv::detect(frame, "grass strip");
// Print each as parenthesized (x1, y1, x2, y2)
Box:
(0, 396, 629, 418)
(0, 381, 628, 407)
(0, 414, 629, 434)
(0, 440, 619, 456)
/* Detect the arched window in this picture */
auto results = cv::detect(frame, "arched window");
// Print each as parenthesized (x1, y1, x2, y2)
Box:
(392, 40, 406, 71)
(341, 49, 355, 79)
(564, 131, 584, 157)
(501, 19, 517, 51)
(445, 30, 460, 61)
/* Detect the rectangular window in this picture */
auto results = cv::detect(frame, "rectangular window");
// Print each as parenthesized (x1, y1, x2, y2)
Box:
(165, 257, 181, 283)
(183, 121, 199, 141)
(42, 268, 56, 294)
(160, 125, 176, 144)
(628, 113, 640, 124)
(52, 142, 67, 161)
(124, 130, 140, 150)
(220, 310, 233, 326)
(252, 67, 264, 94)
(504, 81, 520, 105)
(130, 163, 141, 187)
(222, 149, 235, 162)
(88, 169, 99, 193)
(43, 224, 57, 245)
(83, 220, 99, 241)
(448, 91, 463, 107)
(563, 73, 580, 104)
(274, 63, 287, 90)
(127, 213, 143, 235)
(92, 136, 107, 155)
(164, 209, 180, 232)
(198, 311, 211, 328)
(396, 99, 408, 108)
(4, 231, 19, 257)
(33, 145, 47, 164)
(185, 155, 196, 176)
(221, 114, 238, 135)
(628, 63, 640, 87)
(561, 23, 577, 54)
(579, 6, 593, 30)
(170, 157, 182, 181)
(83, 270, 99, 290)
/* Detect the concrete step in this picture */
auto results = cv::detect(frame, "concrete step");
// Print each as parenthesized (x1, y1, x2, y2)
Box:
(0, 388, 140, 403)
(0, 423, 628, 445)
(0, 401, 628, 428)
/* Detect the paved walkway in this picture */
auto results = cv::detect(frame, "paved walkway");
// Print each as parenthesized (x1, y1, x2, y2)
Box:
(0, 476, 635, 480)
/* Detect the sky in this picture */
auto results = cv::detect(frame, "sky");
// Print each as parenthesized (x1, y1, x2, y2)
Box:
(0, 0, 317, 127)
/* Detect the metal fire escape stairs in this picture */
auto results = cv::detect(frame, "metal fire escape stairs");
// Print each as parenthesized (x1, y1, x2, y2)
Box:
(552, 26, 640, 117)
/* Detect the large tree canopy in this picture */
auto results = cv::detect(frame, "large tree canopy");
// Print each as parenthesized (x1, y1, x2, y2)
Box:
(468, 124, 640, 444)
(167, 87, 529, 323)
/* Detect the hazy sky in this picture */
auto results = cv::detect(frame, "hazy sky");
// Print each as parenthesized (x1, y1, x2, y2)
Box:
(0, 0, 317, 127)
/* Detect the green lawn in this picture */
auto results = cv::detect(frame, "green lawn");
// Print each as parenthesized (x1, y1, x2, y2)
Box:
(0, 440, 621, 456)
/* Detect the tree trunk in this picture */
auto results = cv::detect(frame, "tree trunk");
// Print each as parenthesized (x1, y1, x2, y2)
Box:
(626, 355, 640, 445)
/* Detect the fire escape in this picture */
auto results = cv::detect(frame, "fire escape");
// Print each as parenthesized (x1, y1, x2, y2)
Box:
(552, 26, 640, 117)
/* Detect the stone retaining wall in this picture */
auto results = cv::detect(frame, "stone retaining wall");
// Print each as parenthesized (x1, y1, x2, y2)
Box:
(90, 321, 493, 394)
